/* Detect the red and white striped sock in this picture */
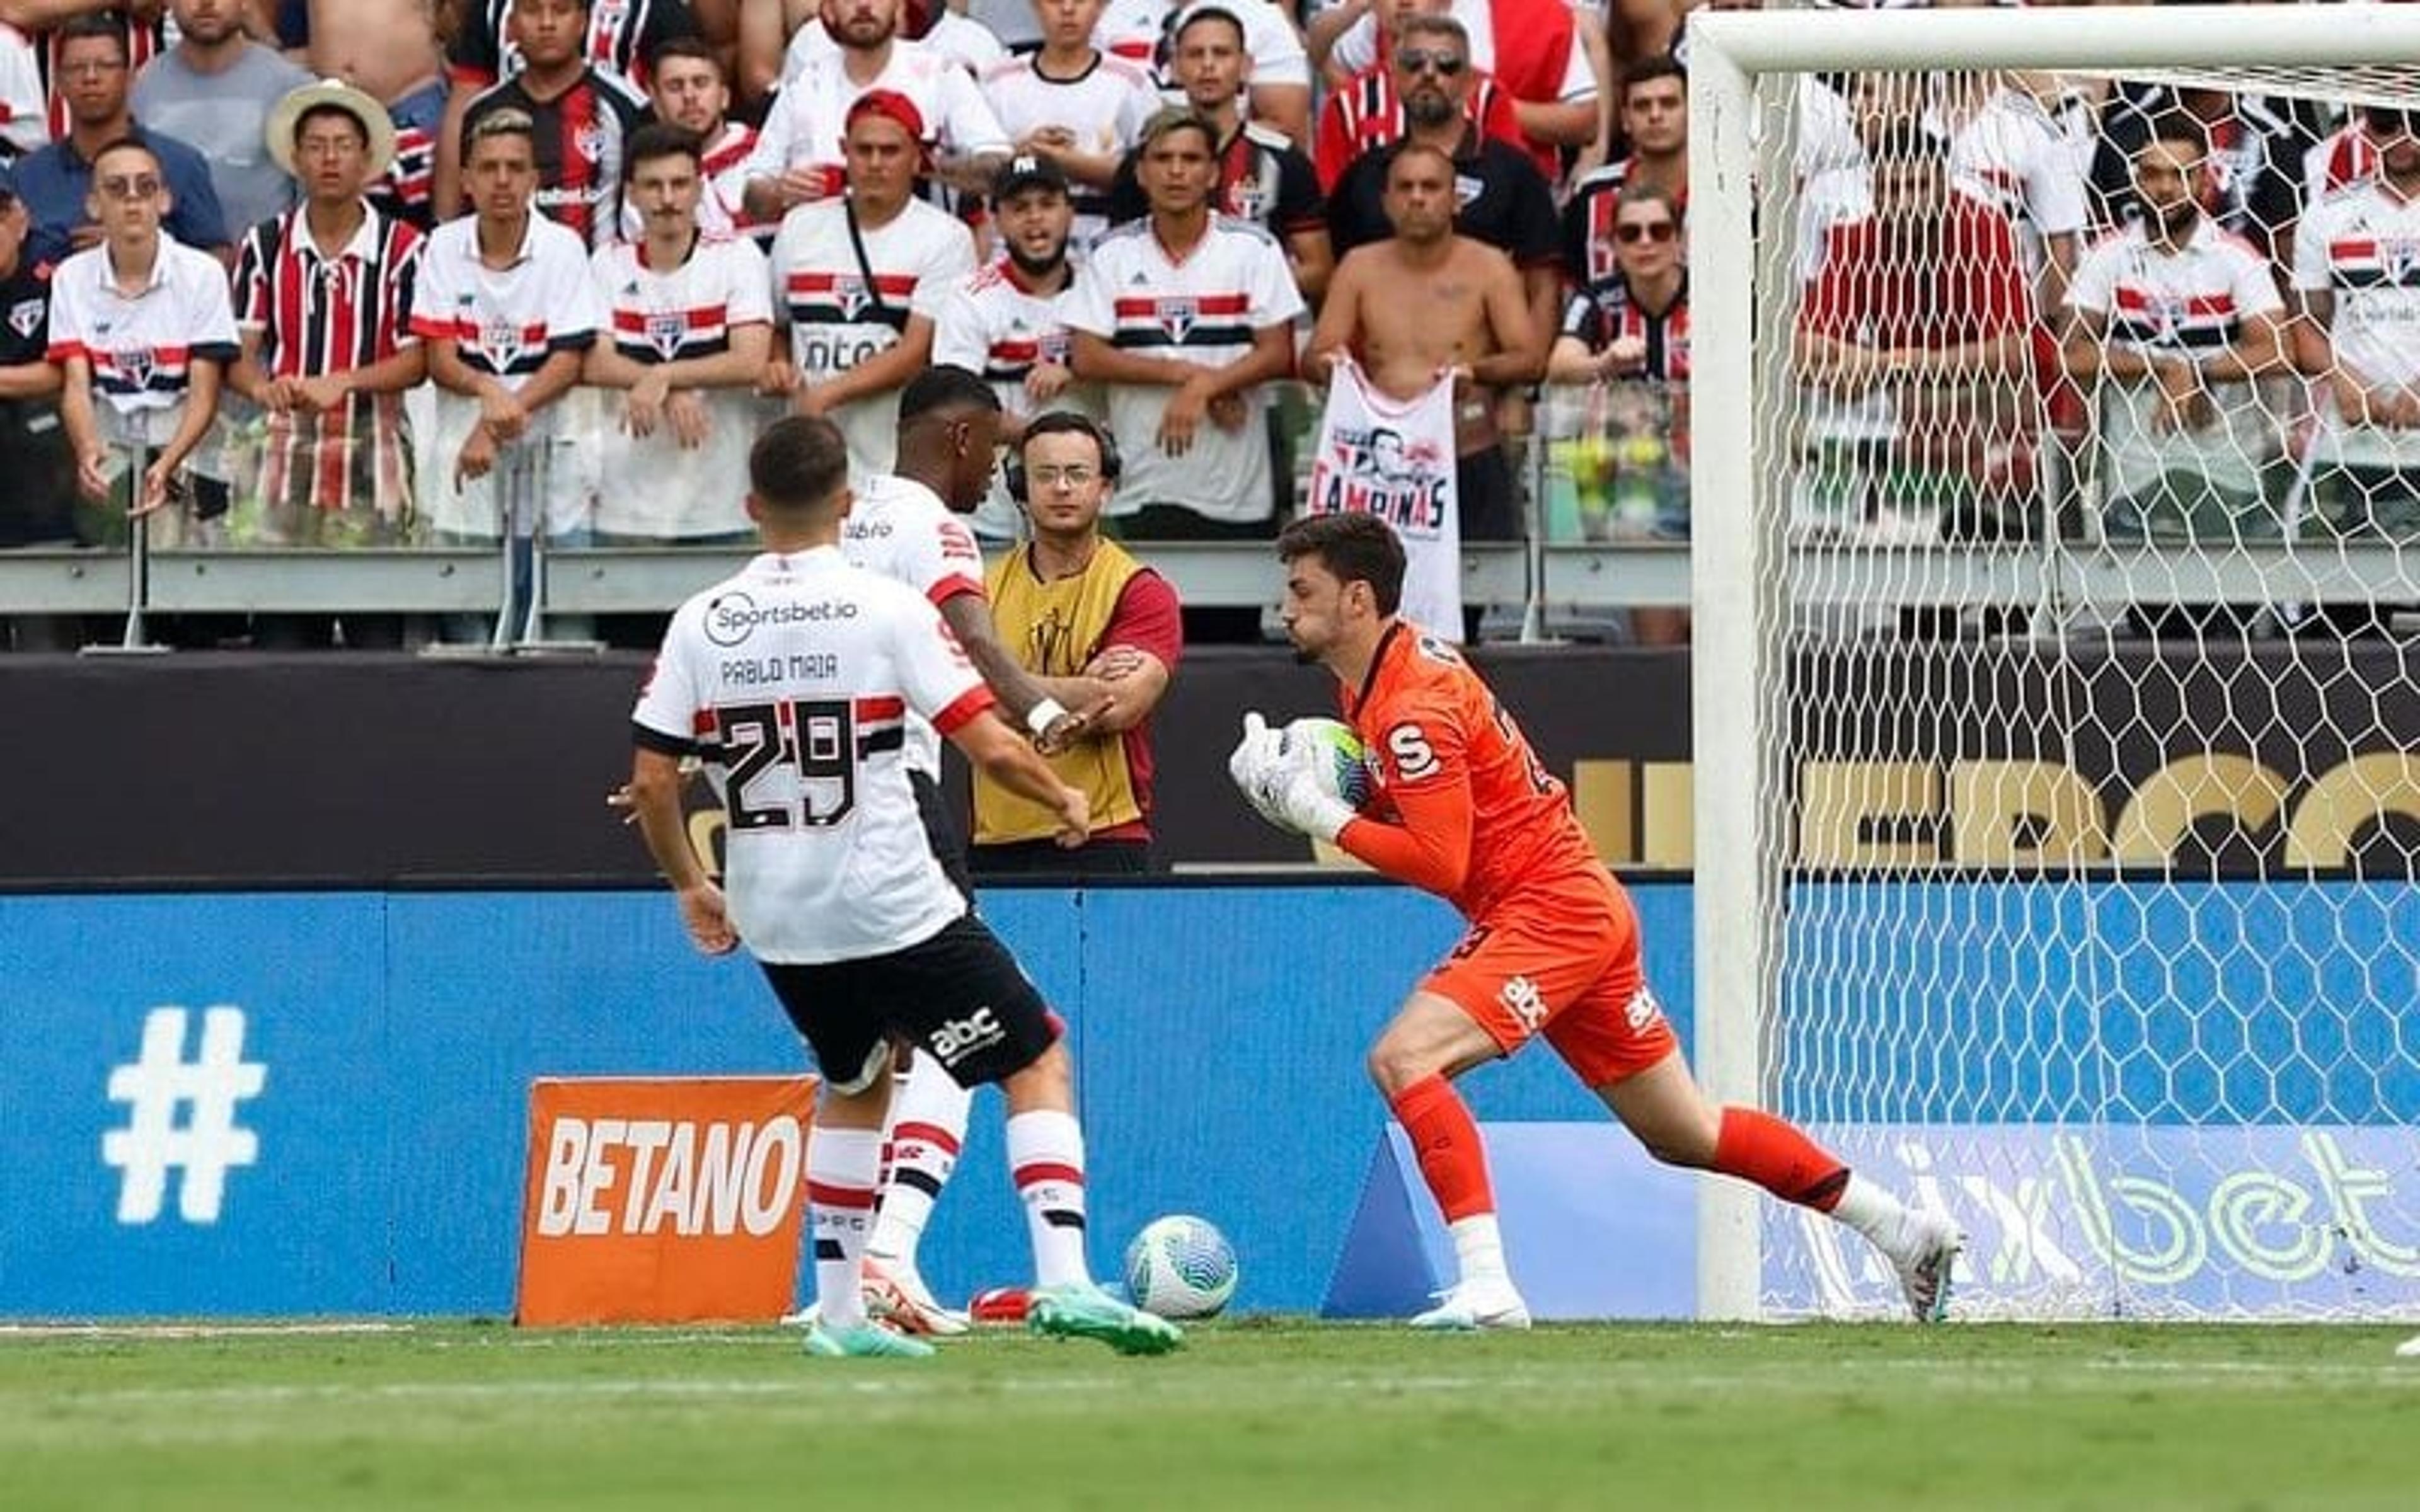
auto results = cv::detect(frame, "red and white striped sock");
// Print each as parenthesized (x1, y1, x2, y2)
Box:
(868, 1052, 971, 1274)
(806, 1126, 883, 1327)
(1006, 1109, 1091, 1290)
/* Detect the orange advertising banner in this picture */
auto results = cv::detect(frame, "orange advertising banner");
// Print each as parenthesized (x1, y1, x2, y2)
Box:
(515, 1075, 819, 1326)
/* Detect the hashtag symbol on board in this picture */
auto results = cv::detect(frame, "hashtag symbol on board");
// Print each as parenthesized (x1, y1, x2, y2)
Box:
(100, 1006, 267, 1225)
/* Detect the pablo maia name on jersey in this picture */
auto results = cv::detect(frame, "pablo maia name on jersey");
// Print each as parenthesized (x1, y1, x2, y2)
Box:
(705, 590, 860, 648)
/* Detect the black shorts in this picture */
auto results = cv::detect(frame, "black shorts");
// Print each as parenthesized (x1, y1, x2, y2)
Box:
(1457, 445, 1519, 541)
(971, 837, 1156, 878)
(758, 914, 1058, 1094)
(910, 767, 974, 902)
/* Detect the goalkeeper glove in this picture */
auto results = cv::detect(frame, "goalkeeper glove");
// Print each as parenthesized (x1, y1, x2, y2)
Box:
(1228, 711, 1292, 829)
(1269, 761, 1354, 843)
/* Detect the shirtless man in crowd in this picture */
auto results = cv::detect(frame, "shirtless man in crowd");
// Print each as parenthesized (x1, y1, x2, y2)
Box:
(1303, 142, 1543, 544)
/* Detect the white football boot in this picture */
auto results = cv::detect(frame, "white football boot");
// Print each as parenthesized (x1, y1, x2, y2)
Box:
(1409, 1274, 1533, 1331)
(863, 1256, 972, 1337)
(1888, 1210, 1964, 1323)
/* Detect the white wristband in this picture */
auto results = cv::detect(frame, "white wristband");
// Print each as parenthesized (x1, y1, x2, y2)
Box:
(1025, 698, 1071, 736)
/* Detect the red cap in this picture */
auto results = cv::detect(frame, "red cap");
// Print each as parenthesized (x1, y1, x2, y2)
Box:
(843, 88, 929, 148)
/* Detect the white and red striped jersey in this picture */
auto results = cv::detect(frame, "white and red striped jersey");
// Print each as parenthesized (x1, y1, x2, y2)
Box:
(2303, 124, 2378, 215)
(980, 52, 1160, 246)
(1949, 88, 2088, 280)
(770, 196, 976, 479)
(47, 236, 239, 430)
(619, 120, 773, 245)
(931, 258, 1097, 538)
(1065, 215, 1305, 522)
(409, 213, 601, 535)
(780, 13, 1006, 86)
(590, 232, 773, 538)
(410, 213, 601, 383)
(2071, 214, 2284, 493)
(2294, 176, 2420, 462)
(1328, 0, 1494, 75)
(0, 23, 43, 158)
(841, 471, 989, 778)
(1097, 0, 1310, 91)
(746, 38, 1011, 188)
(633, 546, 991, 963)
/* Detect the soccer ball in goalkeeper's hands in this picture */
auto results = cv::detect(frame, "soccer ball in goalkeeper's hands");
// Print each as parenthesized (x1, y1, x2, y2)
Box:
(1124, 1214, 1239, 1319)
(1277, 717, 1372, 810)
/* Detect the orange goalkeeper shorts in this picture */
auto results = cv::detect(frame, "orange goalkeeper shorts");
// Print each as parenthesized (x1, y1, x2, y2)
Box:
(1418, 879, 1678, 1089)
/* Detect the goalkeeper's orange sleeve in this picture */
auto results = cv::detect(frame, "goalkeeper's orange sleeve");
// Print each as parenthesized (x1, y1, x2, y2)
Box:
(1337, 773, 1473, 899)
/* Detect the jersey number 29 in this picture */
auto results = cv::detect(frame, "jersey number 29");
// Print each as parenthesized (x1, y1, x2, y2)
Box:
(716, 699, 858, 829)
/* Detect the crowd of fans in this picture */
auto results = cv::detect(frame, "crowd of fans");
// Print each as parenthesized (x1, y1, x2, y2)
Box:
(0, 0, 2409, 651)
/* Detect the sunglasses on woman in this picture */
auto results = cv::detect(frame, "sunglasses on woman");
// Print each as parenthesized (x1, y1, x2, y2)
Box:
(1615, 220, 1678, 244)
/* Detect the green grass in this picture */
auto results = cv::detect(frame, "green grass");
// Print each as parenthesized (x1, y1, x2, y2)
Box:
(4, 1320, 2417, 1510)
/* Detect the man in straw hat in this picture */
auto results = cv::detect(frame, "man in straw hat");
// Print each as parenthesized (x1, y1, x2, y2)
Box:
(228, 77, 429, 647)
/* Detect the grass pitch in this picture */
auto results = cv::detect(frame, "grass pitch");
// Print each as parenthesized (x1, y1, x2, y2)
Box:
(4, 1320, 2416, 1511)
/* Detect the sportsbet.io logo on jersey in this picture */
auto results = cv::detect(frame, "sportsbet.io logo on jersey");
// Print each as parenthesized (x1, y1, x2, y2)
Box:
(703, 591, 859, 648)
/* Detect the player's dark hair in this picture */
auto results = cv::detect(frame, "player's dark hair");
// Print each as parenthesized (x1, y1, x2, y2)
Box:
(294, 103, 371, 151)
(749, 416, 852, 517)
(898, 364, 1003, 425)
(1622, 52, 1685, 100)
(648, 34, 723, 77)
(55, 13, 128, 59)
(1173, 5, 1247, 48)
(2142, 108, 2209, 161)
(1278, 513, 1407, 617)
(623, 122, 702, 182)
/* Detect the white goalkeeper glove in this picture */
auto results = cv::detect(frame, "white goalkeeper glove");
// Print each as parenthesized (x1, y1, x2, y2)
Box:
(1228, 711, 1292, 829)
(1269, 760, 1355, 844)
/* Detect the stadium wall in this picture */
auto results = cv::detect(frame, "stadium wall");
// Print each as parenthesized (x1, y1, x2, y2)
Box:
(0, 885, 1688, 1319)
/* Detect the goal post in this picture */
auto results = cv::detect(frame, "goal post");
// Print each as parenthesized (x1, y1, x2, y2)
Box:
(1688, 6, 2420, 1322)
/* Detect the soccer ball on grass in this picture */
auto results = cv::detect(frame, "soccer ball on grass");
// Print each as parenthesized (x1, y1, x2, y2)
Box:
(1122, 1215, 1238, 1319)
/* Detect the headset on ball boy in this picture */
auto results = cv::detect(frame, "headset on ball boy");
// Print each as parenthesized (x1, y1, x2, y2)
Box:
(1004, 411, 1122, 506)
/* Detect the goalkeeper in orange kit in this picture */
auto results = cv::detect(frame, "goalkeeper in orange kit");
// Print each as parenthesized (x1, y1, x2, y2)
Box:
(1229, 513, 1962, 1327)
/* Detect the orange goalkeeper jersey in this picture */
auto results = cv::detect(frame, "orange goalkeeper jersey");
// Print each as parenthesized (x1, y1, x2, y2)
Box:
(1335, 622, 1616, 922)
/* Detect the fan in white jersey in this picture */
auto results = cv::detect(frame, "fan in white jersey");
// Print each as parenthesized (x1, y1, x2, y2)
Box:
(766, 90, 977, 481)
(778, 3, 1007, 86)
(2293, 102, 2420, 555)
(625, 413, 1180, 1361)
(839, 364, 1105, 1336)
(585, 122, 774, 542)
(1097, 0, 1311, 144)
(625, 37, 768, 245)
(1067, 108, 1305, 530)
(981, 0, 1160, 250)
(2065, 112, 2288, 546)
(741, 0, 1011, 224)
(933, 155, 1098, 542)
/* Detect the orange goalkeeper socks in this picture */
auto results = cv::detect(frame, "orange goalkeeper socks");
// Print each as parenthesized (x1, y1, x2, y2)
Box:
(1714, 1106, 1851, 1211)
(1390, 1074, 1496, 1223)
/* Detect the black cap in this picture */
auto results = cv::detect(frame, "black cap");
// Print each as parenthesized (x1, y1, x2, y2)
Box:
(991, 153, 1071, 206)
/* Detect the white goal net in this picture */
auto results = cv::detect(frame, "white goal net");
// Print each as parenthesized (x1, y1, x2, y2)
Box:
(1688, 6, 2420, 1321)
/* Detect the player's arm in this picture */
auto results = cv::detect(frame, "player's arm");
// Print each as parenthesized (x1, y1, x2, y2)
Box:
(938, 592, 1100, 752)
(627, 741, 738, 955)
(948, 707, 1090, 845)
(1028, 572, 1180, 735)
(1335, 765, 1474, 898)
